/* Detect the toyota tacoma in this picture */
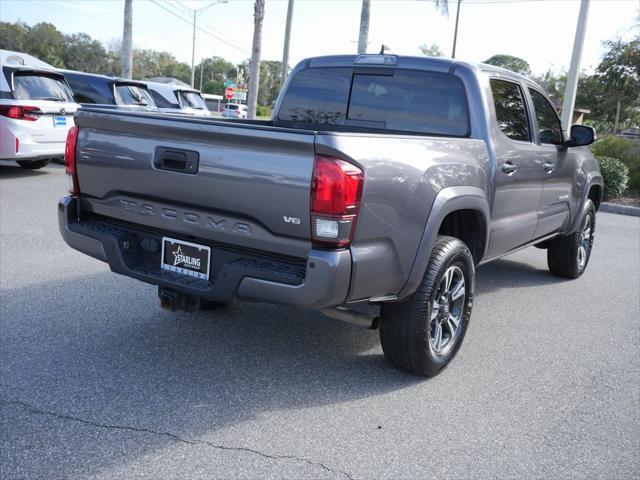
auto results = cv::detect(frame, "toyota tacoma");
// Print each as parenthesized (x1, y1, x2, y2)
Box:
(59, 55, 602, 376)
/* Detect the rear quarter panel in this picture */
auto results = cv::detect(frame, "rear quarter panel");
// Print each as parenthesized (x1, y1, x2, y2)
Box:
(315, 133, 490, 302)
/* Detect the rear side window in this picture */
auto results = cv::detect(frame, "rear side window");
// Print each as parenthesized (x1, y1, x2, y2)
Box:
(13, 73, 74, 102)
(278, 67, 469, 136)
(529, 88, 563, 145)
(149, 89, 178, 109)
(179, 91, 207, 110)
(114, 84, 154, 107)
(490, 79, 530, 142)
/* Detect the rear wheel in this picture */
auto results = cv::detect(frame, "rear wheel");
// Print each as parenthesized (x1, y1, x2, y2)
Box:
(380, 236, 474, 377)
(16, 159, 50, 170)
(547, 200, 596, 279)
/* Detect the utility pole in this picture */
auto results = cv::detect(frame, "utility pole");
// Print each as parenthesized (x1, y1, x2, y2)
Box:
(357, 0, 370, 54)
(561, 0, 590, 133)
(451, 0, 461, 59)
(199, 58, 208, 91)
(247, 0, 265, 119)
(281, 0, 295, 86)
(186, 1, 228, 89)
(191, 10, 197, 87)
(121, 0, 133, 79)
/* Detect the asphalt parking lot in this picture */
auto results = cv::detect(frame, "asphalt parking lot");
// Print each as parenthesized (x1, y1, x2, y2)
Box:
(1, 163, 639, 479)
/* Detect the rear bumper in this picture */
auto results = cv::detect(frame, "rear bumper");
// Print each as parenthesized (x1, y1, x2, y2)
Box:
(58, 196, 352, 309)
(0, 118, 68, 160)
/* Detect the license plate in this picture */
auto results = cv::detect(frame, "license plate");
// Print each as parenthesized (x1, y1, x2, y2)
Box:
(161, 237, 210, 280)
(53, 116, 67, 127)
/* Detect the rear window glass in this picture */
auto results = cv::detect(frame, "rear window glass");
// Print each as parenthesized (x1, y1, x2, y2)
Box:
(149, 89, 178, 109)
(278, 67, 469, 136)
(114, 84, 155, 107)
(226, 104, 239, 110)
(13, 73, 74, 102)
(179, 91, 207, 110)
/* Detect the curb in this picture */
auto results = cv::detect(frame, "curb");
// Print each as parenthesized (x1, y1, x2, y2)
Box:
(600, 202, 640, 217)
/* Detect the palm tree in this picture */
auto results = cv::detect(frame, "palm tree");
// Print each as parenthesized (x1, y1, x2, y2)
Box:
(247, 0, 265, 120)
(358, 1, 449, 55)
(121, 0, 133, 79)
(357, 0, 370, 54)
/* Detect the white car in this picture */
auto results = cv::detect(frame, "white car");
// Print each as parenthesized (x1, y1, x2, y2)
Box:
(221, 103, 247, 119)
(144, 82, 211, 117)
(1, 56, 78, 169)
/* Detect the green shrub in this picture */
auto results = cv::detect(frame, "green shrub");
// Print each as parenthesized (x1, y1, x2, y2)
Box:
(256, 104, 272, 118)
(591, 136, 640, 192)
(596, 156, 629, 199)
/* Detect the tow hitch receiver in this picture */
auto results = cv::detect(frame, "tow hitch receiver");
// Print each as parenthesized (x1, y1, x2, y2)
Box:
(158, 286, 199, 313)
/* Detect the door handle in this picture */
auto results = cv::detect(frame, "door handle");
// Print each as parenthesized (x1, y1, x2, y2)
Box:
(543, 161, 555, 173)
(154, 147, 199, 174)
(500, 161, 517, 175)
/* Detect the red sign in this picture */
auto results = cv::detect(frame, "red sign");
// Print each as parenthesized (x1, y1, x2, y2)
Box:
(224, 86, 235, 100)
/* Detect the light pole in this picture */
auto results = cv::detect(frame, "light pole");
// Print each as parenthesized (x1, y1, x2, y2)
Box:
(560, 0, 590, 133)
(187, 0, 228, 88)
(451, 0, 461, 59)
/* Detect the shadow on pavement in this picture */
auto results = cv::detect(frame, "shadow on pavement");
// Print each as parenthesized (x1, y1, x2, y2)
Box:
(476, 256, 566, 294)
(0, 164, 51, 179)
(0, 252, 572, 477)
(0, 271, 421, 477)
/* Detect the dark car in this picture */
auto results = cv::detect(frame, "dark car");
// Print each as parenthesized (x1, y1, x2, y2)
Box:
(59, 70, 158, 110)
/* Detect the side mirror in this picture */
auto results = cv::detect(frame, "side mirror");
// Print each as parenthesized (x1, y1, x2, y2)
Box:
(566, 124, 596, 148)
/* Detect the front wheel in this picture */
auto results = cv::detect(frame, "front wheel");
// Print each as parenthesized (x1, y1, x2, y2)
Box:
(380, 236, 475, 377)
(547, 200, 596, 279)
(16, 159, 50, 170)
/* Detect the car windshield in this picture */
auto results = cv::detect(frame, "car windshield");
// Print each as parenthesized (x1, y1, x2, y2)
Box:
(13, 72, 74, 102)
(178, 91, 207, 110)
(114, 84, 155, 107)
(278, 67, 469, 136)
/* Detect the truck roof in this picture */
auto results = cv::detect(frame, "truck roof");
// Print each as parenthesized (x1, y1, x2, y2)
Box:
(298, 54, 544, 91)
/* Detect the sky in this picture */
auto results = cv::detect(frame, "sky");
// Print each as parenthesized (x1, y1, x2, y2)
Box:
(1, 0, 639, 75)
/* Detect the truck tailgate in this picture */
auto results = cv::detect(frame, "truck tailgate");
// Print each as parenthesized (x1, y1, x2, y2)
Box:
(74, 109, 315, 258)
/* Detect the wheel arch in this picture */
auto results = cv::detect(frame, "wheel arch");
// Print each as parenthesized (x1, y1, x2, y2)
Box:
(397, 186, 490, 300)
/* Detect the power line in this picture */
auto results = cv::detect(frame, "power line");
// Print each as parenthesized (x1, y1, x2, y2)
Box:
(170, 0, 250, 53)
(149, 0, 250, 54)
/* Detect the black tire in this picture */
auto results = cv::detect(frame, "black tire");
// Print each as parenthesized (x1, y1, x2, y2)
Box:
(16, 159, 50, 170)
(199, 299, 228, 311)
(380, 236, 475, 377)
(547, 200, 596, 279)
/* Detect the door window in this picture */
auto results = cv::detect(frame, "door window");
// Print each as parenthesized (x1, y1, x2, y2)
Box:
(529, 89, 563, 145)
(490, 79, 530, 142)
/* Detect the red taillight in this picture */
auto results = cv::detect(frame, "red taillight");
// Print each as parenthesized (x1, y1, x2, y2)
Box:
(0, 105, 41, 121)
(65, 125, 80, 194)
(310, 155, 364, 248)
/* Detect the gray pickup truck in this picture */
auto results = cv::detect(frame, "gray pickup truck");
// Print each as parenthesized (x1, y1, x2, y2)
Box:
(59, 54, 602, 376)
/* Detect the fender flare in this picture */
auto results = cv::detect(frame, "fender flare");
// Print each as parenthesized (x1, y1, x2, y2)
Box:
(569, 172, 603, 234)
(397, 186, 490, 300)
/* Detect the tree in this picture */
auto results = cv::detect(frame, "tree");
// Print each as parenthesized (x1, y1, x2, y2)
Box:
(62, 33, 108, 73)
(196, 56, 237, 92)
(419, 43, 443, 57)
(121, 0, 133, 79)
(0, 21, 29, 52)
(24, 22, 65, 67)
(258, 60, 283, 107)
(484, 54, 531, 75)
(247, 0, 265, 119)
(596, 38, 640, 133)
(357, 0, 371, 54)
